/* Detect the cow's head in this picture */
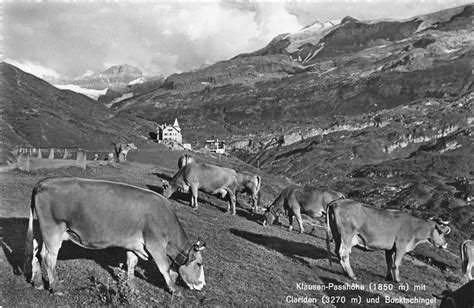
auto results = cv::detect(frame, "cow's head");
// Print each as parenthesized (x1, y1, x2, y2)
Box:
(161, 180, 173, 198)
(179, 241, 206, 291)
(430, 218, 451, 249)
(127, 143, 138, 150)
(263, 205, 282, 226)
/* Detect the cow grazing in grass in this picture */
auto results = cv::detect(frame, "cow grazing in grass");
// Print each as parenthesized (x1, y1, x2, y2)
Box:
(24, 177, 206, 294)
(178, 154, 195, 170)
(235, 171, 261, 212)
(326, 198, 451, 282)
(163, 163, 239, 214)
(433, 281, 474, 308)
(263, 186, 344, 233)
(461, 239, 474, 282)
(112, 142, 137, 162)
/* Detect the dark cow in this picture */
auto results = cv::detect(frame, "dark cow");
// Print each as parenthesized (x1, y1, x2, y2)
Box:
(235, 171, 261, 212)
(24, 177, 206, 294)
(263, 186, 344, 233)
(162, 163, 238, 214)
(461, 239, 474, 282)
(326, 199, 451, 282)
(178, 154, 196, 170)
(433, 281, 474, 308)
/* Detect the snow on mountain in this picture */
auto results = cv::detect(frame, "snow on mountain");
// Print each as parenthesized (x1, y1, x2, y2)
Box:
(283, 20, 340, 53)
(54, 84, 108, 100)
(128, 77, 146, 85)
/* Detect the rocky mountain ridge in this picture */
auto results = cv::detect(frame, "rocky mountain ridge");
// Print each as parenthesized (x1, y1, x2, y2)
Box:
(49, 64, 144, 91)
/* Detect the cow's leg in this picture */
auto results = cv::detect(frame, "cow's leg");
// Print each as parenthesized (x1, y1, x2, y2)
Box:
(251, 192, 259, 213)
(147, 244, 178, 294)
(293, 208, 304, 234)
(224, 188, 237, 215)
(288, 211, 294, 232)
(31, 239, 42, 287)
(385, 250, 395, 281)
(393, 250, 406, 282)
(339, 234, 357, 280)
(126, 251, 138, 288)
(190, 184, 199, 209)
(41, 232, 64, 293)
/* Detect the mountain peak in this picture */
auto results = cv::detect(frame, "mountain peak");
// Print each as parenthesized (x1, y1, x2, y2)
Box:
(101, 64, 142, 77)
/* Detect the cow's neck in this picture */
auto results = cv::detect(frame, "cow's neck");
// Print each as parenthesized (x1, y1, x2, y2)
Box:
(167, 229, 192, 266)
(413, 220, 433, 242)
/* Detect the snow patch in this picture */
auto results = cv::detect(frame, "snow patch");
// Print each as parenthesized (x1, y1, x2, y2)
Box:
(128, 77, 146, 85)
(54, 84, 108, 100)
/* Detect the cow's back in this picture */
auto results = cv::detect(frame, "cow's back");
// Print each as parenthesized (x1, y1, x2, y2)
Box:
(183, 164, 237, 188)
(293, 186, 342, 216)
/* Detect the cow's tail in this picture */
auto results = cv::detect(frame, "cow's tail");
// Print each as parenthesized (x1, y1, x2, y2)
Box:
(255, 175, 262, 208)
(24, 188, 37, 282)
(325, 199, 339, 268)
(326, 206, 332, 267)
(460, 240, 468, 275)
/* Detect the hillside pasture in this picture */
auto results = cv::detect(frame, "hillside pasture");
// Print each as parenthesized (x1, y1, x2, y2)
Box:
(0, 146, 465, 306)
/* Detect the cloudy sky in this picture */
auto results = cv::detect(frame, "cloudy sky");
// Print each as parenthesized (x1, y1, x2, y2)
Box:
(2, 1, 470, 79)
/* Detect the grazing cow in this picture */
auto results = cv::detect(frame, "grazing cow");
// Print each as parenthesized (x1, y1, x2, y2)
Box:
(24, 177, 206, 294)
(461, 239, 474, 282)
(178, 154, 196, 170)
(163, 163, 238, 214)
(433, 281, 474, 308)
(326, 199, 451, 282)
(263, 186, 344, 233)
(112, 142, 137, 162)
(235, 171, 261, 212)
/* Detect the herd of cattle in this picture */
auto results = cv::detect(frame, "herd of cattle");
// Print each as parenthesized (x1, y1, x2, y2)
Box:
(22, 154, 473, 306)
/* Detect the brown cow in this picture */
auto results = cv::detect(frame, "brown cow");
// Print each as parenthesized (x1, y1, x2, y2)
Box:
(461, 239, 474, 282)
(24, 177, 206, 294)
(235, 171, 261, 212)
(162, 163, 239, 214)
(263, 186, 344, 233)
(326, 199, 451, 282)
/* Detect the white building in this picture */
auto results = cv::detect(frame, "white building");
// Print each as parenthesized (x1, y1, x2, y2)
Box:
(205, 139, 226, 154)
(157, 118, 182, 144)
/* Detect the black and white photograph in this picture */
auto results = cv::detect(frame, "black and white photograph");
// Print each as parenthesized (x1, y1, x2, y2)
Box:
(1, 0, 473, 306)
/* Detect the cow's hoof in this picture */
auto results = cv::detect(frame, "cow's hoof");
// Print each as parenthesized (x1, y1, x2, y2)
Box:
(33, 283, 44, 290)
(171, 290, 183, 298)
